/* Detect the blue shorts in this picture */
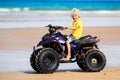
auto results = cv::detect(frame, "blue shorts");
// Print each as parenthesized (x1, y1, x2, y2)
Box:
(66, 34, 76, 42)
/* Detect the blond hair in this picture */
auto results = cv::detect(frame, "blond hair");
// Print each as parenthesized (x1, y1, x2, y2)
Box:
(71, 8, 80, 17)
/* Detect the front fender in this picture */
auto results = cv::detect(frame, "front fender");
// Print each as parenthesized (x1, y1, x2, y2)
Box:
(36, 38, 61, 47)
(36, 36, 55, 47)
(37, 39, 63, 52)
(36, 40, 44, 47)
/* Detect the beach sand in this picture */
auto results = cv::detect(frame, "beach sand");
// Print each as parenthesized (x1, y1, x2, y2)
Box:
(0, 68, 120, 80)
(0, 27, 119, 50)
(0, 27, 120, 80)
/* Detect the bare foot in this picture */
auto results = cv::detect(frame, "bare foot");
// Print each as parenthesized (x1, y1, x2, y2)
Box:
(65, 55, 71, 61)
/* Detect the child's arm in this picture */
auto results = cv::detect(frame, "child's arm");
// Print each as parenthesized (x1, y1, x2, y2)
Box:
(69, 26, 79, 30)
(65, 25, 80, 30)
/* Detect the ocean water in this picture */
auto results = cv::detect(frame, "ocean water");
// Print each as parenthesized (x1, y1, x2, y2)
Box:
(0, 0, 120, 11)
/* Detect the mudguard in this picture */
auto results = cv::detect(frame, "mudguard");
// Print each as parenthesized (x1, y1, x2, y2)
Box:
(76, 36, 100, 50)
(36, 37, 63, 52)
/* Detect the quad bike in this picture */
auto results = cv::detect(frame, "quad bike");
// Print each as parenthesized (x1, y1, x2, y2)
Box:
(30, 24, 106, 74)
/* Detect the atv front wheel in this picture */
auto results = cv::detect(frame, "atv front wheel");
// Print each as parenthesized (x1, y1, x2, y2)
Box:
(33, 48, 59, 73)
(30, 49, 42, 72)
(77, 49, 106, 72)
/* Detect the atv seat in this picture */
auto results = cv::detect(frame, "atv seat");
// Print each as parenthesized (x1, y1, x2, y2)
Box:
(72, 35, 92, 44)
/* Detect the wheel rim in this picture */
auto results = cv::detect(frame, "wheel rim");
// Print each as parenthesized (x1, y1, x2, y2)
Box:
(89, 54, 102, 68)
(91, 58, 97, 64)
(43, 54, 55, 68)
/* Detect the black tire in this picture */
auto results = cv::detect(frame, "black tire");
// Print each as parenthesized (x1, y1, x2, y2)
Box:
(76, 54, 88, 71)
(35, 48, 59, 73)
(30, 49, 42, 72)
(77, 49, 106, 72)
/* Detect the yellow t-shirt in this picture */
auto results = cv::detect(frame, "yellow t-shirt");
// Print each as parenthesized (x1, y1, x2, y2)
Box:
(72, 19, 83, 39)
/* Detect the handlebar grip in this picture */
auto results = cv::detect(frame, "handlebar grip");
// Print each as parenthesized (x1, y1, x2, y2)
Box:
(45, 24, 64, 30)
(45, 24, 52, 27)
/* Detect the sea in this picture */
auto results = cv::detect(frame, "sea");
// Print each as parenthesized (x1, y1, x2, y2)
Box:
(0, 0, 120, 28)
(0, 0, 120, 11)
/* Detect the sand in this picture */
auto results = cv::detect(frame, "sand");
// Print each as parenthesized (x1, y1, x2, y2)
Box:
(0, 27, 120, 50)
(0, 68, 120, 80)
(0, 27, 120, 80)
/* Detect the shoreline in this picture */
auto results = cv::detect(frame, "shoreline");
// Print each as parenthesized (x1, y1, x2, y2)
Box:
(0, 10, 120, 28)
(0, 10, 120, 16)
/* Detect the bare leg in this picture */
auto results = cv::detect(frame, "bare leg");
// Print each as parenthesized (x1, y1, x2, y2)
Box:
(65, 40, 71, 60)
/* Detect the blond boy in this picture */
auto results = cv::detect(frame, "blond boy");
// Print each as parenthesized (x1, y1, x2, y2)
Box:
(64, 8, 83, 61)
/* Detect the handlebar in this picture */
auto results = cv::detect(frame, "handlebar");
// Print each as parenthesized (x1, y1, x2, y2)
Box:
(45, 24, 64, 34)
(45, 24, 64, 30)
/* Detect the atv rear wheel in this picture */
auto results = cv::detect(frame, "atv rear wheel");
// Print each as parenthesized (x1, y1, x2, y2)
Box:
(77, 49, 106, 72)
(34, 48, 59, 73)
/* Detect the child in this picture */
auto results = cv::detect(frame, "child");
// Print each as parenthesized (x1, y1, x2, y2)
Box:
(64, 8, 83, 61)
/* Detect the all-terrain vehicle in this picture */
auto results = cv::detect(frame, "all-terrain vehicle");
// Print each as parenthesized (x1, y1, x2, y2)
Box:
(30, 24, 106, 74)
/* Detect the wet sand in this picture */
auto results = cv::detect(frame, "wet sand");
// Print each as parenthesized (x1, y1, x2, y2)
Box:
(0, 27, 120, 80)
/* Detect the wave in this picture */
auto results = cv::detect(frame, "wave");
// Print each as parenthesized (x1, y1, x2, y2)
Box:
(0, 8, 120, 16)
(0, 6, 120, 12)
(0, 8, 30, 12)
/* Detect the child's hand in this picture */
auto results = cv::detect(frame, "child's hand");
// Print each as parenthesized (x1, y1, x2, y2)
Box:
(64, 26, 68, 29)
